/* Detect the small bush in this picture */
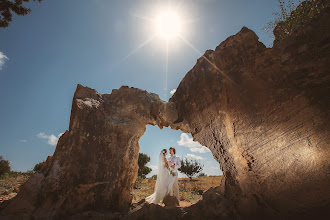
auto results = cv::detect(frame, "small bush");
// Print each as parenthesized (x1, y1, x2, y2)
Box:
(26, 169, 35, 176)
(198, 173, 207, 177)
(151, 174, 157, 180)
(33, 161, 45, 172)
(0, 156, 11, 176)
(263, 0, 330, 46)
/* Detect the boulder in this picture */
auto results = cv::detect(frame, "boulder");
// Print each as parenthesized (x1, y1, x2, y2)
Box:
(163, 195, 179, 207)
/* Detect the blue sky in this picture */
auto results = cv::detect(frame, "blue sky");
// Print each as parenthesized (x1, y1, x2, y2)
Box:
(0, 0, 295, 177)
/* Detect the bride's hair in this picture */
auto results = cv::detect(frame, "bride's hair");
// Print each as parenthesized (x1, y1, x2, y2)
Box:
(162, 149, 167, 155)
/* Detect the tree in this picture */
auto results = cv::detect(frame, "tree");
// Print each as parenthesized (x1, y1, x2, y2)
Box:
(0, 155, 11, 176)
(178, 157, 203, 180)
(137, 153, 152, 179)
(0, 0, 42, 28)
(33, 160, 45, 172)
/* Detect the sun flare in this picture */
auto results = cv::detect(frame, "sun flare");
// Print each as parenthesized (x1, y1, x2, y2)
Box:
(155, 11, 182, 40)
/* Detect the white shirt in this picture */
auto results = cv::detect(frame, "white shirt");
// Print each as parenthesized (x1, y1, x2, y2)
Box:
(167, 154, 181, 174)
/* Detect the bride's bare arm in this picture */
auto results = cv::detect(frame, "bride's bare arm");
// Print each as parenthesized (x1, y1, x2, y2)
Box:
(164, 157, 169, 169)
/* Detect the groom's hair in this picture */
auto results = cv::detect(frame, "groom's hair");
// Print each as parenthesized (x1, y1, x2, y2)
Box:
(169, 147, 176, 154)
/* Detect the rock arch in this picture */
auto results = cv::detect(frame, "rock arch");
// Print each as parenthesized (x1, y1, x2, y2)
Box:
(1, 85, 180, 218)
(1, 9, 330, 219)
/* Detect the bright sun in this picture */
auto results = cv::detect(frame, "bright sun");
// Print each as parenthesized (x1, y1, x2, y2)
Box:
(155, 11, 182, 41)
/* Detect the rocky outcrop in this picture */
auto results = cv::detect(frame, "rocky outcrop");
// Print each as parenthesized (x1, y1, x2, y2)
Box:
(126, 203, 183, 220)
(182, 186, 235, 219)
(1, 4, 330, 220)
(170, 7, 330, 218)
(0, 85, 178, 219)
(163, 195, 179, 207)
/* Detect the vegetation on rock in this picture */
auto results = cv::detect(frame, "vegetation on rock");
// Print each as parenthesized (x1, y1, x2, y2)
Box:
(33, 161, 45, 172)
(263, 0, 330, 46)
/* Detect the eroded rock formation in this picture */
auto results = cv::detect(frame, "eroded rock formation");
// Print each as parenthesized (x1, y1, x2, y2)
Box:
(170, 7, 330, 218)
(1, 5, 330, 220)
(0, 86, 178, 219)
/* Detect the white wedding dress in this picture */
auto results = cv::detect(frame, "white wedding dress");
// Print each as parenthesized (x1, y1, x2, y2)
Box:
(145, 151, 175, 204)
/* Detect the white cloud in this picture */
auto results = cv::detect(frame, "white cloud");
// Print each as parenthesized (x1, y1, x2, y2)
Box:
(37, 132, 64, 146)
(48, 134, 58, 146)
(37, 132, 48, 139)
(177, 133, 210, 153)
(170, 89, 176, 95)
(0, 52, 9, 70)
(19, 139, 27, 143)
(186, 153, 205, 160)
(148, 164, 158, 170)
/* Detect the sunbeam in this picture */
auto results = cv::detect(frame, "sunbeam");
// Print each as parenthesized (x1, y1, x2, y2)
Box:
(131, 13, 154, 22)
(108, 34, 158, 73)
(178, 35, 236, 85)
(120, 34, 158, 63)
(165, 40, 169, 100)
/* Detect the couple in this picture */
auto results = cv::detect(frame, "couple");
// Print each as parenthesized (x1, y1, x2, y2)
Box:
(145, 147, 181, 204)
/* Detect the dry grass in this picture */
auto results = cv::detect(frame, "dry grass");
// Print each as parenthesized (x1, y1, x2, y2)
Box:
(0, 173, 31, 203)
(0, 172, 222, 208)
(132, 176, 222, 207)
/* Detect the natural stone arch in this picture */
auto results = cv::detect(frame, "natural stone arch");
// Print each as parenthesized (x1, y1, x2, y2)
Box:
(1, 9, 330, 218)
(0, 84, 181, 218)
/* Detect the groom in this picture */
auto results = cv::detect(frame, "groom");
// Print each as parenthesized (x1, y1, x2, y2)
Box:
(167, 147, 181, 201)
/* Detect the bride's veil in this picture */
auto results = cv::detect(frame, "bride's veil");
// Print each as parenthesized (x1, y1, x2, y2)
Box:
(145, 150, 175, 204)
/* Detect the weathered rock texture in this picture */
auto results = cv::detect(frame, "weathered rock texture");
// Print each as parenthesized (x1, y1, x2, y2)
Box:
(170, 7, 330, 218)
(1, 5, 330, 220)
(163, 195, 179, 207)
(0, 85, 178, 219)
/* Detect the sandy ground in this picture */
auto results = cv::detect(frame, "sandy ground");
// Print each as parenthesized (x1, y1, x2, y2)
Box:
(132, 176, 222, 207)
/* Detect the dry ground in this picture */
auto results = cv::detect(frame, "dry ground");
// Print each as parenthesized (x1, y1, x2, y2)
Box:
(0, 173, 222, 208)
(132, 176, 222, 207)
(0, 173, 31, 203)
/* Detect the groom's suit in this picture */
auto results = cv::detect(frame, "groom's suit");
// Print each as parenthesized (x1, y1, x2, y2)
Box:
(167, 154, 181, 201)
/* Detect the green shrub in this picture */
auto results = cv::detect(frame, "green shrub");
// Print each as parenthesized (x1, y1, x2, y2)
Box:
(0, 156, 11, 176)
(26, 169, 35, 176)
(33, 161, 45, 172)
(263, 0, 330, 46)
(198, 172, 207, 177)
(151, 174, 157, 180)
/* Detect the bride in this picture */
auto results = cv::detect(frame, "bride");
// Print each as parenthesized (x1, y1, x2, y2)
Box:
(145, 149, 176, 204)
